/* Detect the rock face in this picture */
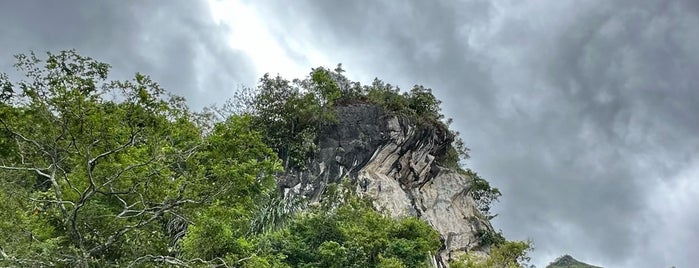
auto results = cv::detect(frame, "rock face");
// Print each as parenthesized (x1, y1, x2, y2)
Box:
(546, 255, 602, 268)
(277, 103, 494, 267)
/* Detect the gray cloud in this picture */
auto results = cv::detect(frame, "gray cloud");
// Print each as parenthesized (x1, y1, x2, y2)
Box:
(246, 1, 699, 267)
(0, 0, 255, 109)
(2, 0, 697, 267)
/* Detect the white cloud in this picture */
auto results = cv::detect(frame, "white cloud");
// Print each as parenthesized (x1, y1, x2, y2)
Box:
(637, 158, 699, 267)
(206, 0, 341, 81)
(207, 0, 308, 79)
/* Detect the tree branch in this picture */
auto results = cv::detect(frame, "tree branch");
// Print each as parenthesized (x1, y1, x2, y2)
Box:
(88, 185, 199, 256)
(127, 255, 189, 268)
(87, 129, 139, 171)
(0, 164, 67, 217)
(0, 118, 50, 157)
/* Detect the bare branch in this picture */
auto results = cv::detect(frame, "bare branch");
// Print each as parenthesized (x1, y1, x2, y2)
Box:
(0, 247, 56, 267)
(0, 164, 67, 217)
(29, 197, 76, 207)
(127, 255, 189, 268)
(88, 191, 200, 256)
(0, 165, 47, 173)
(0, 118, 50, 157)
(189, 257, 231, 268)
(100, 157, 157, 188)
(87, 130, 139, 171)
(55, 164, 80, 195)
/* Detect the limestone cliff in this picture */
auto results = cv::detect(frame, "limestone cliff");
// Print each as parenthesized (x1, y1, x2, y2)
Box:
(277, 103, 495, 266)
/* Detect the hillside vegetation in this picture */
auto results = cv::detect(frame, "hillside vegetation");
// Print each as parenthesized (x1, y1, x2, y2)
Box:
(0, 50, 529, 267)
(546, 255, 601, 268)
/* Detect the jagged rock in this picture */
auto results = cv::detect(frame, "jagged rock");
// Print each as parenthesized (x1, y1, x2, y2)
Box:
(278, 103, 495, 267)
(546, 255, 602, 268)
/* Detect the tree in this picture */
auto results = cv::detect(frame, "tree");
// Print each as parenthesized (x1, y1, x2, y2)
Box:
(249, 74, 321, 170)
(465, 170, 502, 216)
(180, 115, 281, 261)
(450, 240, 533, 268)
(406, 85, 441, 120)
(0, 50, 201, 265)
(0, 50, 281, 266)
(258, 182, 442, 268)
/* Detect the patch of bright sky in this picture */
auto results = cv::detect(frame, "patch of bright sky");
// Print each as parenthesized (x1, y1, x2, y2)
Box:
(206, 0, 331, 81)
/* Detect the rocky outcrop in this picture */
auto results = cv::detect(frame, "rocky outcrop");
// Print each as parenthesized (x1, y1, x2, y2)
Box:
(277, 103, 494, 267)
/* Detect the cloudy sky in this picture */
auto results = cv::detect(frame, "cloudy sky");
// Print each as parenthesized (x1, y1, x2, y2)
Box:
(1, 0, 697, 267)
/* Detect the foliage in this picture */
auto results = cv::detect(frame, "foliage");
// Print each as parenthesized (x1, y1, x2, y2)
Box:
(223, 64, 472, 170)
(449, 240, 533, 268)
(258, 185, 442, 268)
(545, 255, 602, 268)
(460, 169, 502, 216)
(245, 74, 323, 170)
(476, 229, 507, 248)
(248, 193, 307, 235)
(0, 50, 280, 266)
(0, 51, 526, 267)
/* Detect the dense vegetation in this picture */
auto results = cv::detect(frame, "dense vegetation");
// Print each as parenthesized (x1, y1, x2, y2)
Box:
(0, 51, 528, 267)
(449, 240, 533, 268)
(223, 63, 470, 171)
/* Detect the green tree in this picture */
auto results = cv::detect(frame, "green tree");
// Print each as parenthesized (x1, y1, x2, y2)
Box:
(0, 50, 190, 265)
(180, 115, 281, 261)
(406, 85, 442, 120)
(259, 182, 441, 268)
(249, 74, 321, 170)
(365, 78, 410, 114)
(450, 240, 533, 268)
(463, 170, 502, 216)
(0, 50, 281, 266)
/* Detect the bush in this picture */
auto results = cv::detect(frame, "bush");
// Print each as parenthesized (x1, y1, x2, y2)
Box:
(467, 171, 502, 216)
(258, 184, 441, 267)
(449, 240, 533, 268)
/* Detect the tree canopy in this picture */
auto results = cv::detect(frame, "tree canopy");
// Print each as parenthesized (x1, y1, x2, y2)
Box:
(0, 50, 282, 266)
(0, 50, 527, 267)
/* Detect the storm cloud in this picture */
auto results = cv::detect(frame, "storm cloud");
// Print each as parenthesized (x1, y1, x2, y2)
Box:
(2, 0, 698, 267)
(0, 0, 255, 109)
(244, 1, 698, 267)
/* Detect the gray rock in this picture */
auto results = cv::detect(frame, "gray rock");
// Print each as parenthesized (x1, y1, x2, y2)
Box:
(279, 103, 494, 267)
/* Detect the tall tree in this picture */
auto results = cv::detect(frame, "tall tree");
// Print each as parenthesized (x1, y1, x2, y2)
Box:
(0, 51, 280, 266)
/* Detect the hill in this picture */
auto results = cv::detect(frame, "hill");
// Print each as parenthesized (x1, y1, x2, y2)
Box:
(547, 255, 602, 268)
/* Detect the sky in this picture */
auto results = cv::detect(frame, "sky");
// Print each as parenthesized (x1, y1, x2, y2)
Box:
(1, 1, 697, 267)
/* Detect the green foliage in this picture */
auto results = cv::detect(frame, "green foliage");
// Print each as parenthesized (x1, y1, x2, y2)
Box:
(545, 255, 602, 268)
(378, 255, 408, 268)
(0, 50, 281, 266)
(0, 52, 519, 267)
(462, 169, 502, 216)
(365, 79, 411, 114)
(309, 67, 342, 105)
(232, 66, 471, 171)
(248, 73, 327, 170)
(258, 185, 441, 268)
(450, 240, 533, 268)
(249, 193, 306, 235)
(406, 85, 442, 120)
(476, 229, 507, 247)
(1, 50, 190, 265)
(440, 131, 471, 169)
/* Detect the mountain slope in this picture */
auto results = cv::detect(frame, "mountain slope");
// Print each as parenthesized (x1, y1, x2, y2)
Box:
(547, 255, 602, 268)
